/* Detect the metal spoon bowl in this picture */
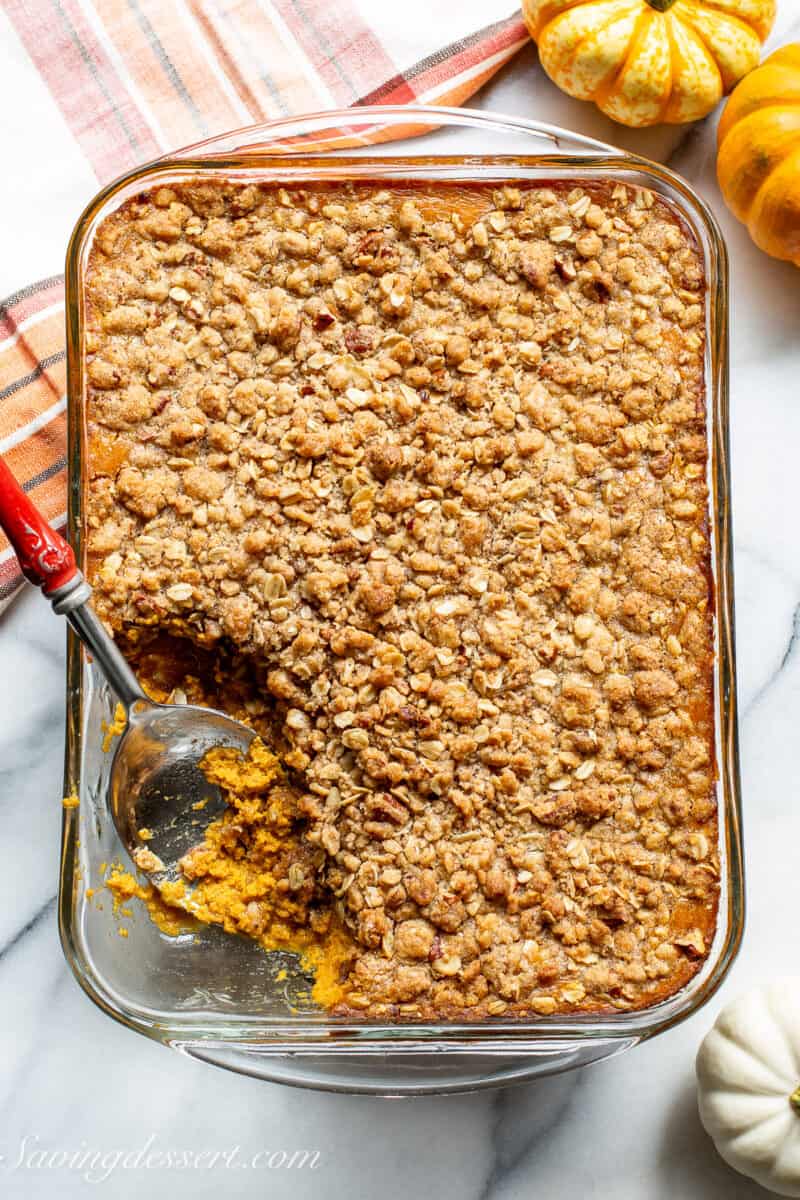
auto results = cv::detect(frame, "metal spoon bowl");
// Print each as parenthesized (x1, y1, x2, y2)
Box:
(110, 702, 255, 885)
(0, 455, 256, 887)
(68, 590, 257, 889)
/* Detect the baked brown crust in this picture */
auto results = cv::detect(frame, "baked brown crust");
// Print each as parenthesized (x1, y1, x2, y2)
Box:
(84, 176, 718, 1019)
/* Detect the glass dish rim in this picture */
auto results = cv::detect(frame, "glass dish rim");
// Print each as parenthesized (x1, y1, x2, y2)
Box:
(59, 104, 742, 1055)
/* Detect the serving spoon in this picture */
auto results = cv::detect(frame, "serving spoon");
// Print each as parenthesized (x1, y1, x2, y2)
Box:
(0, 456, 255, 885)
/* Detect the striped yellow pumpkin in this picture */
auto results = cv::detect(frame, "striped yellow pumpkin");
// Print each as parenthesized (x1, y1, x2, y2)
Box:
(521, 0, 776, 128)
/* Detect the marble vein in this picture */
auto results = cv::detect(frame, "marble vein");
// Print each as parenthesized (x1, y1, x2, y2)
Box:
(663, 118, 708, 174)
(741, 600, 800, 720)
(0, 896, 56, 963)
(479, 1072, 579, 1200)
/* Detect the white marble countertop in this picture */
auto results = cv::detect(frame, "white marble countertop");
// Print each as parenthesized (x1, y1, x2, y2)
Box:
(4, 7, 800, 1198)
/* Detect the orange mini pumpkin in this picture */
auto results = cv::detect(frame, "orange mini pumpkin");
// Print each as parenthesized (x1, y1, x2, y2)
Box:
(717, 44, 800, 266)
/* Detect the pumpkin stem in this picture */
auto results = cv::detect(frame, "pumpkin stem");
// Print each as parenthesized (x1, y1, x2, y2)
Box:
(646, 0, 678, 10)
(790, 1086, 800, 1114)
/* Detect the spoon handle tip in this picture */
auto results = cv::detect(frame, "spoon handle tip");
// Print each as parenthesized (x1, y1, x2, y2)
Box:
(0, 453, 146, 708)
(0, 454, 79, 595)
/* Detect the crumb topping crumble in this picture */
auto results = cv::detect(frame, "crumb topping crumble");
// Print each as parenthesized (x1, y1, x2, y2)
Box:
(84, 176, 717, 1018)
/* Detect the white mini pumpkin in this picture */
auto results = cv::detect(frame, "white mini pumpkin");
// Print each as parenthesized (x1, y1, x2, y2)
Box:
(697, 980, 800, 1196)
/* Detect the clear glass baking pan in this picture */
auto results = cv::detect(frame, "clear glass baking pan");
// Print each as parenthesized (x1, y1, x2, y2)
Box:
(60, 106, 741, 1095)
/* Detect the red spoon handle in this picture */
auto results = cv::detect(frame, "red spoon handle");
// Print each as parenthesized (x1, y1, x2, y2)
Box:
(0, 454, 78, 595)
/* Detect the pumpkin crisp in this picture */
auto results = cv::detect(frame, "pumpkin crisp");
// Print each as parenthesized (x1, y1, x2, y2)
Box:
(84, 176, 718, 1019)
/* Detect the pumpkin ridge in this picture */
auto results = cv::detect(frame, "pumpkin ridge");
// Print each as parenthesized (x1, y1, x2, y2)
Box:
(769, 44, 800, 70)
(565, 3, 646, 101)
(711, 1083, 792, 1095)
(660, 11, 680, 121)
(710, 1024, 798, 1093)
(670, 4, 724, 93)
(718, 106, 800, 222)
(765, 979, 800, 1083)
(747, 133, 800, 225)
(728, 1108, 799, 1161)
(593, 6, 657, 110)
(718, 57, 800, 143)
(685, 0, 771, 39)
(525, 0, 601, 41)
(720, 97, 800, 146)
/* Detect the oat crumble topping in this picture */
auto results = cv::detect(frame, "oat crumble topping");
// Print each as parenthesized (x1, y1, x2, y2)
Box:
(84, 175, 717, 1018)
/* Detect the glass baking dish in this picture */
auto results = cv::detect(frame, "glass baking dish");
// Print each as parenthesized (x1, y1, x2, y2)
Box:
(60, 106, 741, 1095)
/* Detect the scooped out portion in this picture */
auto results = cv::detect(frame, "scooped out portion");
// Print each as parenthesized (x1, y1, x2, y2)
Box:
(181, 738, 352, 1003)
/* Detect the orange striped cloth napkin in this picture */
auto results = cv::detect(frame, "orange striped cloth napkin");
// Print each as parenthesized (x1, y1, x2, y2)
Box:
(0, 0, 529, 611)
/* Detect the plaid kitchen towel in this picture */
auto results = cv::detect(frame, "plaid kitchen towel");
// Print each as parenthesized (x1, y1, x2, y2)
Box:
(0, 0, 529, 610)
